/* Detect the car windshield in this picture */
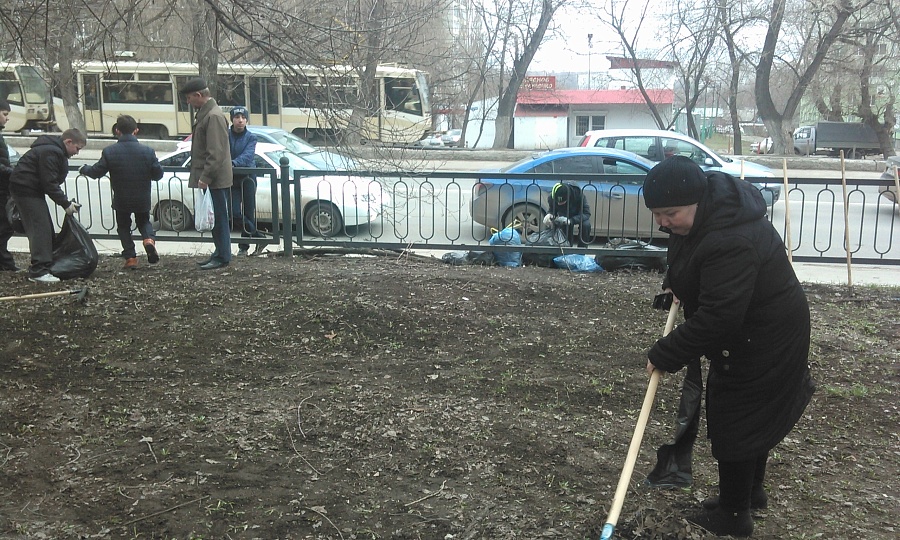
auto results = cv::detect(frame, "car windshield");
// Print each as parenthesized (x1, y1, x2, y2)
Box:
(264, 149, 318, 171)
(260, 130, 317, 154)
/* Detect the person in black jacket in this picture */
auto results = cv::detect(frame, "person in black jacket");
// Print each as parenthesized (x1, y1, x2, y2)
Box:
(642, 156, 814, 537)
(9, 128, 86, 283)
(80, 115, 163, 269)
(0, 99, 17, 271)
(542, 182, 591, 246)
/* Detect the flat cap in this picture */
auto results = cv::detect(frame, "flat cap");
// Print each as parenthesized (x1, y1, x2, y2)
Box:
(179, 78, 207, 95)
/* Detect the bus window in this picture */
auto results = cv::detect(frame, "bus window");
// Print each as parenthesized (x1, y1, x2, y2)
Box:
(249, 77, 278, 115)
(16, 66, 50, 105)
(283, 85, 313, 109)
(385, 77, 421, 115)
(216, 74, 245, 107)
(82, 74, 100, 110)
(0, 74, 20, 105)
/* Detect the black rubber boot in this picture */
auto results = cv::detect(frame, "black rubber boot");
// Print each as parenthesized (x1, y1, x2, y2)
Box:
(703, 453, 768, 510)
(701, 486, 768, 510)
(688, 507, 754, 537)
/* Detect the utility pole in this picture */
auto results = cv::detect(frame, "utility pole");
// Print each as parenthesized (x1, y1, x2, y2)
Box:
(587, 34, 593, 90)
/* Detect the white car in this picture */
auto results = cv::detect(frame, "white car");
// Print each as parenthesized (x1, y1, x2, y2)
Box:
(577, 128, 780, 203)
(155, 142, 389, 237)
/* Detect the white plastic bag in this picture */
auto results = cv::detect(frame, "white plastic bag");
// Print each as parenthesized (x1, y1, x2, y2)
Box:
(194, 189, 215, 232)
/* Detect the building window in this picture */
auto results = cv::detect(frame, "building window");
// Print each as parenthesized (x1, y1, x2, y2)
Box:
(575, 114, 605, 136)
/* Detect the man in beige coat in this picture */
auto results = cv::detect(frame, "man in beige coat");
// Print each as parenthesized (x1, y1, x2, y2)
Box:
(180, 78, 233, 270)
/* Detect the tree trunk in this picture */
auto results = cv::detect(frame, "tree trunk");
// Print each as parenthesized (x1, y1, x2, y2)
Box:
(193, 2, 219, 96)
(491, 0, 560, 149)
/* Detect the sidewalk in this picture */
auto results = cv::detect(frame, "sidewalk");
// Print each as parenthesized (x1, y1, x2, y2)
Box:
(7, 237, 897, 287)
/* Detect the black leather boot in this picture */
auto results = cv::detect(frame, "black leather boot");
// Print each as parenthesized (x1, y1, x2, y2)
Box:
(688, 507, 754, 537)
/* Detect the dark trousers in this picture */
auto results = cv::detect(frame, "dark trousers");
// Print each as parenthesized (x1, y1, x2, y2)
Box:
(717, 453, 768, 512)
(12, 195, 55, 278)
(566, 220, 592, 247)
(115, 210, 154, 259)
(209, 187, 232, 263)
(0, 194, 16, 270)
(230, 176, 263, 251)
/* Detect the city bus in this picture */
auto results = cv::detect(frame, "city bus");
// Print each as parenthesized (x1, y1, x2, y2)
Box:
(55, 60, 431, 144)
(0, 62, 53, 133)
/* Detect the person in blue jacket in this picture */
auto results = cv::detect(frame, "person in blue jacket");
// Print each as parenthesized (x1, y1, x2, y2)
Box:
(642, 156, 814, 537)
(80, 115, 163, 269)
(227, 106, 262, 256)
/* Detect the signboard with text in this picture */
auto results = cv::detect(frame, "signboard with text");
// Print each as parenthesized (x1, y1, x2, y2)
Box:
(522, 76, 556, 91)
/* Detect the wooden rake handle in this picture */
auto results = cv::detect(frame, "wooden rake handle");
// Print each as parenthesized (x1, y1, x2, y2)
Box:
(600, 301, 679, 540)
(0, 288, 87, 302)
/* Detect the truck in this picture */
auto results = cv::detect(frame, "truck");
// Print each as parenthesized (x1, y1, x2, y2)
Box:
(792, 121, 881, 158)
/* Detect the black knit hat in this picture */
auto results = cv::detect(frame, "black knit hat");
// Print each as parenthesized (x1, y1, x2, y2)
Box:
(179, 78, 207, 95)
(642, 156, 708, 209)
(230, 106, 249, 119)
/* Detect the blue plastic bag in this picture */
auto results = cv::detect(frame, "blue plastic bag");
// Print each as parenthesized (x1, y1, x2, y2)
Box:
(552, 254, 604, 272)
(489, 226, 522, 267)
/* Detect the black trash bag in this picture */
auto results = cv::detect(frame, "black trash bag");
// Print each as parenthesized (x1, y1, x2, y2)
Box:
(467, 251, 495, 265)
(5, 198, 25, 234)
(441, 251, 495, 266)
(598, 238, 667, 272)
(523, 227, 569, 267)
(646, 358, 703, 488)
(442, 251, 470, 265)
(51, 214, 99, 280)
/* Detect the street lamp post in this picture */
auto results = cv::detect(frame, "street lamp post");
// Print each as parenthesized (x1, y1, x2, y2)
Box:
(587, 34, 593, 90)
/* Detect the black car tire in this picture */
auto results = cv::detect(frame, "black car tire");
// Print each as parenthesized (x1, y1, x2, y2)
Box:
(304, 201, 343, 237)
(158, 200, 192, 231)
(503, 203, 543, 236)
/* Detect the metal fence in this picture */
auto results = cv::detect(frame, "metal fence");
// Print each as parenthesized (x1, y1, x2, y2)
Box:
(59, 162, 900, 265)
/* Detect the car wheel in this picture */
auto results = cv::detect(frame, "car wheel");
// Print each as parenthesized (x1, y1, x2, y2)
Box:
(304, 201, 343, 237)
(158, 200, 192, 231)
(503, 203, 543, 236)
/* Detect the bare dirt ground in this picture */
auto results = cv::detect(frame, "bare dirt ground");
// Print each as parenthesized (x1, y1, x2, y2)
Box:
(0, 252, 897, 540)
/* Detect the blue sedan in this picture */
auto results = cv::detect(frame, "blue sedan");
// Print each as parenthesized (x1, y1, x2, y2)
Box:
(470, 147, 663, 240)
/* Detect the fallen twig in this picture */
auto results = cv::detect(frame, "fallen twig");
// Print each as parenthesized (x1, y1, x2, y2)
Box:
(305, 506, 345, 540)
(284, 416, 322, 476)
(404, 480, 448, 507)
(118, 496, 208, 528)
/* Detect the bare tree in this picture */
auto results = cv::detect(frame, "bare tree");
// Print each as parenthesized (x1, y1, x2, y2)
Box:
(715, 0, 770, 155)
(754, 0, 856, 154)
(599, 0, 674, 129)
(808, 0, 897, 156)
(482, 0, 569, 149)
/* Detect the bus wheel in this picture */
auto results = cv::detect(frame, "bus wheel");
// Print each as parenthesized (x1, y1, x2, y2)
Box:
(19, 128, 31, 136)
(156, 125, 169, 140)
(158, 200, 192, 231)
(304, 201, 343, 237)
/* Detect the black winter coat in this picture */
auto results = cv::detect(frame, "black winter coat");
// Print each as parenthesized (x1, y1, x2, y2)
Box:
(80, 134, 163, 212)
(0, 126, 12, 197)
(547, 188, 591, 225)
(8, 135, 71, 208)
(648, 172, 814, 462)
